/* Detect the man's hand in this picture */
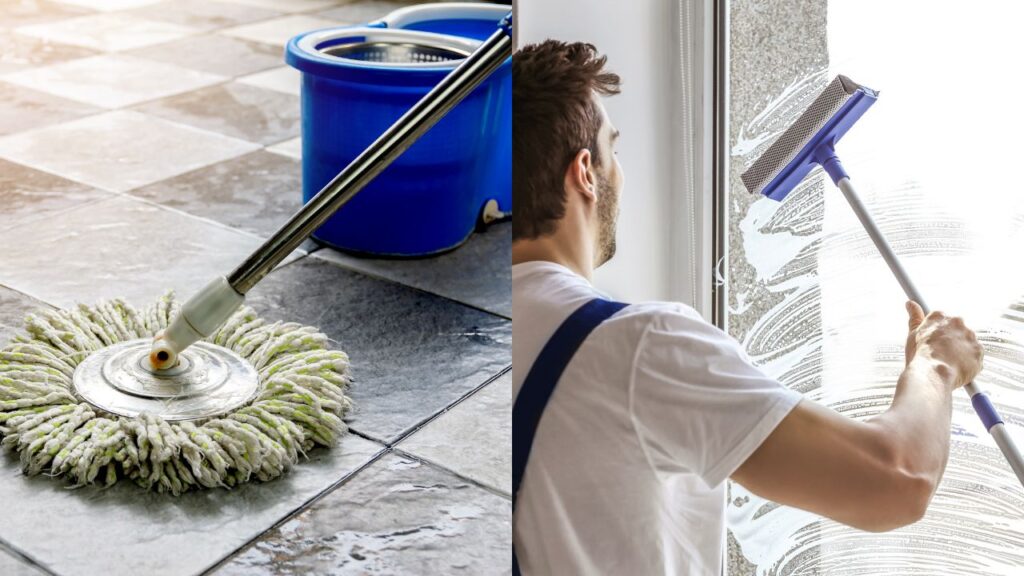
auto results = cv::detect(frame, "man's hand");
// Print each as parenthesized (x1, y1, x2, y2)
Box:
(904, 301, 984, 388)
(733, 302, 986, 532)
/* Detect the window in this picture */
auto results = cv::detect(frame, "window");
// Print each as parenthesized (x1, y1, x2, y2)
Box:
(724, 1, 1024, 573)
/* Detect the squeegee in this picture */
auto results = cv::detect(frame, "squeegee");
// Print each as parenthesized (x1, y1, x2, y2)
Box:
(741, 74, 1024, 487)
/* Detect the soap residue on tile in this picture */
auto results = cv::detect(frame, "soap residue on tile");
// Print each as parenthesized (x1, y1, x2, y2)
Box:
(726, 33, 1024, 573)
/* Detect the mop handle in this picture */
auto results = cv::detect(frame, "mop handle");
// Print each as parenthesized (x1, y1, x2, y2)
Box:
(226, 16, 514, 294)
(836, 176, 1024, 486)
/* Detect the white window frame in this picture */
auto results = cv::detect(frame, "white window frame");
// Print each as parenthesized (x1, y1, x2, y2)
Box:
(675, 0, 721, 325)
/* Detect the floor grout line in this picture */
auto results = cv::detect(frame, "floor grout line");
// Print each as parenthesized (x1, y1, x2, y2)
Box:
(0, 107, 261, 199)
(0, 195, 132, 309)
(0, 531, 60, 576)
(392, 447, 511, 500)
(110, 184, 294, 247)
(0, 283, 58, 311)
(0, 192, 113, 244)
(0, 77, 292, 180)
(199, 411, 513, 575)
(308, 249, 513, 321)
(0, 191, 311, 307)
(0, 192, 507, 328)
(196, 440, 392, 576)
(373, 364, 511, 448)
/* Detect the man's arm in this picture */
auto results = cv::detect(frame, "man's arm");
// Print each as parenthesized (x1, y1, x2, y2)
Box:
(731, 301, 983, 532)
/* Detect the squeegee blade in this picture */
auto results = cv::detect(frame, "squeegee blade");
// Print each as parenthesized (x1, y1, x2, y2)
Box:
(740, 75, 878, 201)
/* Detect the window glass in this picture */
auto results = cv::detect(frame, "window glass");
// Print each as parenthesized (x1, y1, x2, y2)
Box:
(727, 1, 1024, 573)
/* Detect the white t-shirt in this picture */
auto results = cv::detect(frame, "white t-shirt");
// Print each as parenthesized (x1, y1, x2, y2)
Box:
(512, 261, 802, 575)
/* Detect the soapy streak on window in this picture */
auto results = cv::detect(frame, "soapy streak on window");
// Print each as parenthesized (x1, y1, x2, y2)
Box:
(726, 1, 1024, 574)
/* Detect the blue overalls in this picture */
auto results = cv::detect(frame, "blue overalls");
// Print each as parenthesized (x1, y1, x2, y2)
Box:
(512, 299, 628, 576)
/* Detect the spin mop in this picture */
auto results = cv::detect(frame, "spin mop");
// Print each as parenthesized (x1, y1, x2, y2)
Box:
(741, 74, 1024, 486)
(0, 15, 513, 494)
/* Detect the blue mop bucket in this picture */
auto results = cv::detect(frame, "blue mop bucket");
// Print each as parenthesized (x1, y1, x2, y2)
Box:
(377, 3, 512, 216)
(286, 21, 501, 256)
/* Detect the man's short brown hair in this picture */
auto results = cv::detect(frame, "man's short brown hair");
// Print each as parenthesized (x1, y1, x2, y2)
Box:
(512, 41, 621, 240)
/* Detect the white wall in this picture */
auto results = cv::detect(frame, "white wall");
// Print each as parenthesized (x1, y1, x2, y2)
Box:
(517, 0, 707, 308)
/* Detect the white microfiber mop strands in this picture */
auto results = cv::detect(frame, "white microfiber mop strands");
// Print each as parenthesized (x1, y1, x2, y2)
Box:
(0, 293, 352, 494)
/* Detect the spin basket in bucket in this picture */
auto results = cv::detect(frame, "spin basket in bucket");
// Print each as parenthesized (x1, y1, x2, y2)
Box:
(286, 6, 509, 256)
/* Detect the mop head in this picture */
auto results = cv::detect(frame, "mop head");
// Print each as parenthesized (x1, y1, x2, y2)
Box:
(0, 293, 352, 494)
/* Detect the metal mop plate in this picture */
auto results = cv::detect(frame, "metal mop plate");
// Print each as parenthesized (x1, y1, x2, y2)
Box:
(73, 339, 259, 421)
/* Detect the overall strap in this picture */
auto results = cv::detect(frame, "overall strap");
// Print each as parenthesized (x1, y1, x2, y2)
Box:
(512, 298, 628, 576)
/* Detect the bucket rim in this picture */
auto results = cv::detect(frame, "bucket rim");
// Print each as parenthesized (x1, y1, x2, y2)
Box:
(289, 26, 480, 73)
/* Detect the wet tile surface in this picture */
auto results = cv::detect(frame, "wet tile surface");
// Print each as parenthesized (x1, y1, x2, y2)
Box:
(125, 0, 281, 31)
(236, 65, 299, 96)
(0, 545, 46, 576)
(134, 81, 300, 145)
(129, 149, 302, 237)
(214, 454, 511, 576)
(53, 0, 162, 10)
(0, 30, 98, 75)
(0, 1, 93, 30)
(15, 13, 197, 52)
(0, 435, 385, 576)
(127, 33, 283, 77)
(3, 53, 225, 109)
(315, 222, 513, 318)
(400, 371, 511, 495)
(0, 158, 110, 233)
(218, 0, 341, 14)
(0, 110, 258, 192)
(219, 14, 340, 47)
(245, 257, 511, 443)
(0, 195, 270, 308)
(317, 0, 424, 23)
(0, 6, 510, 574)
(265, 135, 301, 159)
(0, 82, 100, 136)
(0, 286, 52, 348)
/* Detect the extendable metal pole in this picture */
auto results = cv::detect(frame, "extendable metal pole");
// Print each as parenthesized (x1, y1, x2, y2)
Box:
(149, 15, 513, 369)
(227, 22, 514, 294)
(837, 176, 1024, 486)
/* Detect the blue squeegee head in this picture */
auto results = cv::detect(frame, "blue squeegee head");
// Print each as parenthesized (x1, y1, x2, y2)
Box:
(740, 75, 878, 201)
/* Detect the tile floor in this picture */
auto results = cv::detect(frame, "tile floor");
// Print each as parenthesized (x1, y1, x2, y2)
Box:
(0, 1, 510, 574)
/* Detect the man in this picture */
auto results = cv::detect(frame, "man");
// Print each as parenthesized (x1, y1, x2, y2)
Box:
(512, 40, 984, 575)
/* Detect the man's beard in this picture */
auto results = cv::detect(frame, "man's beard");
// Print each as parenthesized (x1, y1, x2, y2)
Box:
(595, 174, 619, 266)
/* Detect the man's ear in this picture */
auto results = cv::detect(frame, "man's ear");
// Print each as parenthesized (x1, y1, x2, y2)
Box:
(564, 148, 597, 203)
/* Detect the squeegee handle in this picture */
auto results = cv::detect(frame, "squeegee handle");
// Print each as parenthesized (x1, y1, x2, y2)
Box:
(226, 16, 514, 294)
(835, 176, 1024, 486)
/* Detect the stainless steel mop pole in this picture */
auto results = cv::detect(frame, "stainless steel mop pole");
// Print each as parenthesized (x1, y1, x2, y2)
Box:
(150, 14, 513, 369)
(837, 176, 1024, 486)
(228, 24, 514, 294)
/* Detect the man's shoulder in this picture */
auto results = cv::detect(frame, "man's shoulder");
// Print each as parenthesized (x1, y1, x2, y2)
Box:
(610, 300, 707, 327)
(594, 300, 716, 346)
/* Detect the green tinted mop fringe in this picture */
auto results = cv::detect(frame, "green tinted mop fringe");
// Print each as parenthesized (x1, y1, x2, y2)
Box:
(0, 293, 352, 494)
